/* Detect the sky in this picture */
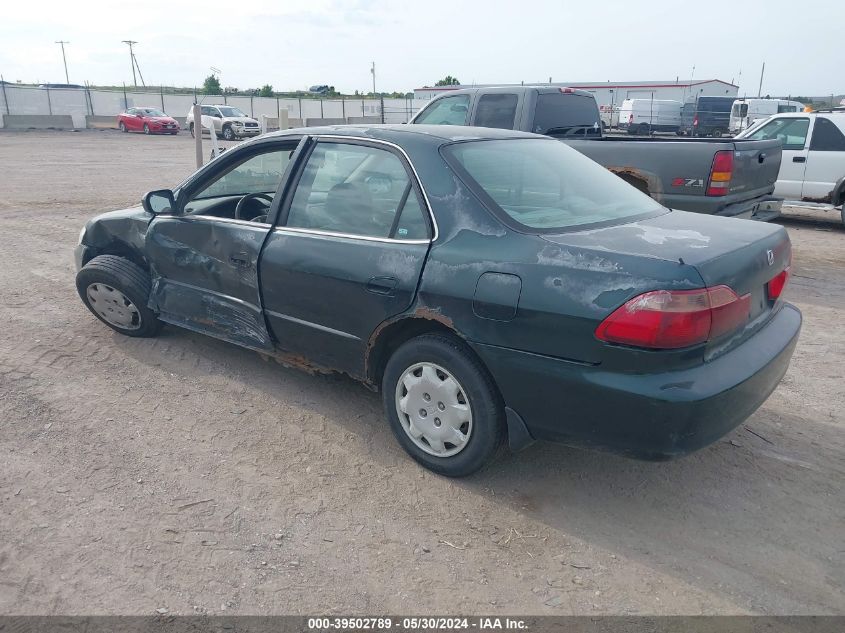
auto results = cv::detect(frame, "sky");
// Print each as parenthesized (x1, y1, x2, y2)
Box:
(1, 0, 841, 97)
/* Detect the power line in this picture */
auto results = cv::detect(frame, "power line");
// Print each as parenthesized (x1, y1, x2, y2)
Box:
(55, 41, 70, 83)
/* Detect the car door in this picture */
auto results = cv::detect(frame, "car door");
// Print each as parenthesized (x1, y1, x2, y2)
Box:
(745, 116, 812, 199)
(144, 137, 301, 350)
(803, 116, 845, 201)
(125, 108, 139, 130)
(259, 137, 434, 378)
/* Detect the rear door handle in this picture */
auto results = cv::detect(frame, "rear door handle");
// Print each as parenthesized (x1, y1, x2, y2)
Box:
(229, 254, 250, 267)
(793, 156, 806, 163)
(366, 276, 398, 295)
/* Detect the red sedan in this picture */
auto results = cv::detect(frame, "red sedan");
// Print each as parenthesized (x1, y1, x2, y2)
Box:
(117, 107, 180, 135)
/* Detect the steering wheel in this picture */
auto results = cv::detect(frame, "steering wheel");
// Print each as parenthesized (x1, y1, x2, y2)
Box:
(235, 193, 274, 221)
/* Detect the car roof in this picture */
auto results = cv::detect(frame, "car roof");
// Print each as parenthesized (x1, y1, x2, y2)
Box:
(263, 124, 543, 146)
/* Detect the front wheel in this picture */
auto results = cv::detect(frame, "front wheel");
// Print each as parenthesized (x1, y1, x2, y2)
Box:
(143, 123, 150, 135)
(382, 334, 505, 477)
(222, 125, 236, 141)
(189, 122, 195, 138)
(711, 128, 724, 138)
(76, 255, 162, 338)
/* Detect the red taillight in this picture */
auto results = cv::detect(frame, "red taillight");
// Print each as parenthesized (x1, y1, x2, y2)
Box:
(768, 268, 790, 300)
(706, 150, 734, 196)
(629, 114, 633, 124)
(559, 87, 574, 93)
(595, 286, 751, 349)
(693, 116, 699, 127)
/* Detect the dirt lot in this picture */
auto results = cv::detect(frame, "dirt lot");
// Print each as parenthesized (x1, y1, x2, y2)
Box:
(0, 130, 843, 616)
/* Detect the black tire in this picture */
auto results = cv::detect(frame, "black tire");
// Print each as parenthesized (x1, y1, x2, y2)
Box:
(223, 125, 235, 141)
(640, 123, 651, 135)
(119, 121, 127, 133)
(382, 333, 505, 477)
(76, 255, 162, 338)
(711, 127, 724, 138)
(143, 123, 150, 135)
(189, 122, 195, 138)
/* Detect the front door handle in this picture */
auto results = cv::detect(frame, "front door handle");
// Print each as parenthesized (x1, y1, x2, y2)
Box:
(793, 156, 806, 163)
(229, 254, 250, 267)
(366, 276, 398, 295)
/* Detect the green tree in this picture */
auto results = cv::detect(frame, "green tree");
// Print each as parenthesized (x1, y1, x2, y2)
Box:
(434, 75, 460, 87)
(203, 74, 221, 95)
(259, 84, 274, 97)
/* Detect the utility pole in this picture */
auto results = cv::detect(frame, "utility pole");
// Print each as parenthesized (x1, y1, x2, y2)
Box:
(55, 41, 70, 83)
(370, 62, 376, 96)
(122, 40, 138, 87)
(757, 62, 765, 98)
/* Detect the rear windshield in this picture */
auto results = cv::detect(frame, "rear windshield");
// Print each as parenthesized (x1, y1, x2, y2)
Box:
(444, 139, 663, 232)
(532, 93, 601, 137)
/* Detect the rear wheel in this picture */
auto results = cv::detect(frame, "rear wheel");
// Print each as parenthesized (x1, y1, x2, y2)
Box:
(76, 255, 162, 338)
(711, 127, 724, 138)
(382, 334, 505, 477)
(143, 123, 150, 135)
(119, 121, 127, 133)
(189, 122, 195, 138)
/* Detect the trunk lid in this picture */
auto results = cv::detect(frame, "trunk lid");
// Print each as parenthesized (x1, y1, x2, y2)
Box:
(543, 210, 791, 353)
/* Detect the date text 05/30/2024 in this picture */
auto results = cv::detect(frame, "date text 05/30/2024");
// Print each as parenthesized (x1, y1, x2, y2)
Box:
(307, 617, 528, 630)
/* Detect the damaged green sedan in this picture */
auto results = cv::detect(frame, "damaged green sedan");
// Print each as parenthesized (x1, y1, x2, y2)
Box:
(75, 125, 801, 476)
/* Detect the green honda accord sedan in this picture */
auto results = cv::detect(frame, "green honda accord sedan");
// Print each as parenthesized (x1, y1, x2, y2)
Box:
(74, 125, 801, 476)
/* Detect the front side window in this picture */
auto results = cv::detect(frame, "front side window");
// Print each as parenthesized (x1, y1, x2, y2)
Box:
(201, 106, 218, 117)
(444, 139, 662, 232)
(474, 94, 518, 129)
(192, 148, 292, 201)
(218, 106, 247, 118)
(414, 95, 470, 125)
(809, 117, 845, 151)
(746, 117, 810, 150)
(286, 142, 429, 240)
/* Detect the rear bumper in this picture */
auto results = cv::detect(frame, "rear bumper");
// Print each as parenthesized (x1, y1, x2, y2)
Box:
(716, 195, 783, 221)
(471, 302, 801, 459)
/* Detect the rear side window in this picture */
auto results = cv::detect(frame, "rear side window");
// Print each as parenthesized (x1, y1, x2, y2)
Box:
(286, 143, 429, 240)
(532, 93, 601, 137)
(474, 93, 518, 129)
(414, 95, 470, 125)
(809, 117, 845, 151)
(444, 139, 662, 232)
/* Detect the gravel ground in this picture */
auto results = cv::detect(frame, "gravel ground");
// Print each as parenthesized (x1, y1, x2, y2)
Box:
(0, 130, 842, 616)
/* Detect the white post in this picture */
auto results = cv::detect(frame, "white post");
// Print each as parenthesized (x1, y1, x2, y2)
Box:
(261, 114, 268, 135)
(192, 103, 202, 168)
(278, 107, 289, 130)
(202, 114, 221, 159)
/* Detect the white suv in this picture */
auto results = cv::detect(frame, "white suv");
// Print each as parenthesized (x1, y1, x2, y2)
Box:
(186, 104, 261, 140)
(737, 111, 845, 223)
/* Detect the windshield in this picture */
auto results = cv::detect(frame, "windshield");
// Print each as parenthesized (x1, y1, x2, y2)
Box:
(533, 93, 601, 137)
(444, 139, 663, 232)
(138, 108, 166, 116)
(218, 106, 247, 118)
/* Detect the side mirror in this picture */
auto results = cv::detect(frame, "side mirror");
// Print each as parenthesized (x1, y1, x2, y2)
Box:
(143, 189, 176, 215)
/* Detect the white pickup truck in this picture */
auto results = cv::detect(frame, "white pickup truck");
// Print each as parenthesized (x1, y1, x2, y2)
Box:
(737, 110, 845, 224)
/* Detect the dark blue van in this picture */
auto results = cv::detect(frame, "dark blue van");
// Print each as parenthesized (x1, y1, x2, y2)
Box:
(680, 96, 735, 137)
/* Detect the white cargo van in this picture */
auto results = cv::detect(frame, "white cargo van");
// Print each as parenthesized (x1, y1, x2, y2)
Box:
(618, 99, 682, 134)
(729, 99, 805, 134)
